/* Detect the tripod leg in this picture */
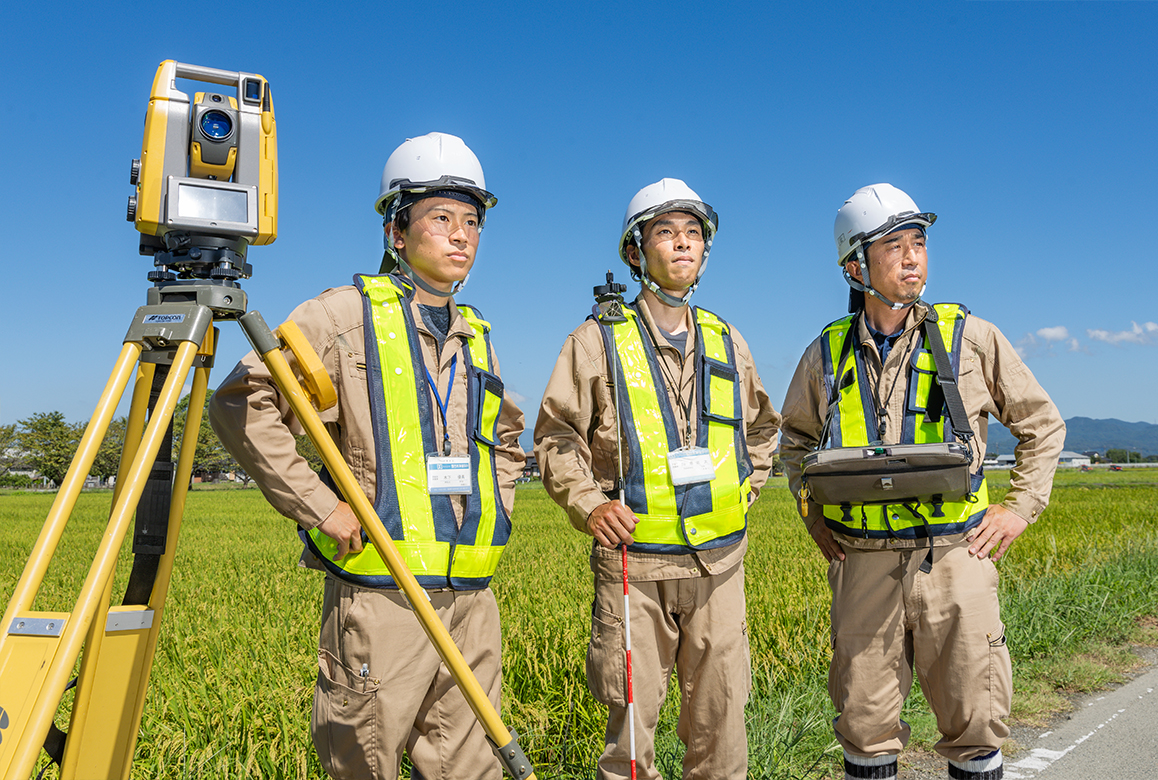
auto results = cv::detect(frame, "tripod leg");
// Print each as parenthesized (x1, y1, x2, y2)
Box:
(0, 344, 142, 656)
(241, 311, 536, 780)
(0, 340, 201, 780)
(60, 348, 214, 779)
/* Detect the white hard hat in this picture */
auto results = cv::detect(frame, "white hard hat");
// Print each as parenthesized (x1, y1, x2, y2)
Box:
(833, 183, 936, 266)
(618, 178, 717, 264)
(374, 132, 496, 219)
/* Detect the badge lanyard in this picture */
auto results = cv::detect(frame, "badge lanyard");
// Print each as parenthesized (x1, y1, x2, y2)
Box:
(424, 355, 457, 456)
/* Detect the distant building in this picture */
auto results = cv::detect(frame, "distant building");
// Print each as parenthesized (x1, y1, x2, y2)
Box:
(1057, 451, 1091, 468)
(521, 453, 540, 482)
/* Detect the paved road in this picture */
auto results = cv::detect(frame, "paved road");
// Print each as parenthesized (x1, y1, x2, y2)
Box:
(1004, 647, 1158, 779)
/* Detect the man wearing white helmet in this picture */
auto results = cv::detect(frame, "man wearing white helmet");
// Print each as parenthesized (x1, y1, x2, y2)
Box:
(779, 184, 1065, 780)
(534, 179, 780, 779)
(210, 132, 524, 780)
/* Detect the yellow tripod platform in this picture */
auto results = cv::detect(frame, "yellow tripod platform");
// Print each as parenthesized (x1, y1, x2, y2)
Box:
(0, 286, 536, 779)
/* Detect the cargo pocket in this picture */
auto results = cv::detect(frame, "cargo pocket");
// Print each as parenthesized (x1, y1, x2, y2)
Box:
(313, 648, 380, 780)
(988, 623, 1012, 724)
(585, 603, 627, 707)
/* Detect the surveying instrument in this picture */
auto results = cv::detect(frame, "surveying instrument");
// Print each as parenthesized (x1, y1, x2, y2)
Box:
(0, 61, 535, 780)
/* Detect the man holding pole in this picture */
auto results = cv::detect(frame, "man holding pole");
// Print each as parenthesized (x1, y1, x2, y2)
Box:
(210, 132, 525, 780)
(534, 178, 780, 780)
(779, 184, 1065, 780)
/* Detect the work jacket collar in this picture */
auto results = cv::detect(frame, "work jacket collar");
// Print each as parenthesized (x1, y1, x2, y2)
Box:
(406, 295, 477, 370)
(634, 293, 695, 359)
(854, 301, 931, 368)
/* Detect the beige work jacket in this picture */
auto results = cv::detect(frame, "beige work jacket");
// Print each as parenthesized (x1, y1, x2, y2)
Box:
(209, 282, 525, 536)
(779, 302, 1065, 549)
(533, 294, 781, 581)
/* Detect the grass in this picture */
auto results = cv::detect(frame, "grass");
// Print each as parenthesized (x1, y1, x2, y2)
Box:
(2, 469, 1157, 778)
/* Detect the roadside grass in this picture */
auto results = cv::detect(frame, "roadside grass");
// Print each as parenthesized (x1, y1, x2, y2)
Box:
(1, 470, 1156, 778)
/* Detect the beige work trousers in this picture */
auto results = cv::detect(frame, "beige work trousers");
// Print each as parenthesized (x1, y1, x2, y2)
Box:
(586, 563, 751, 780)
(312, 577, 503, 780)
(828, 539, 1012, 764)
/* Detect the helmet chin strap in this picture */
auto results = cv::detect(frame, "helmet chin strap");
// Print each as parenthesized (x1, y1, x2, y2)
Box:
(843, 246, 923, 312)
(631, 225, 712, 309)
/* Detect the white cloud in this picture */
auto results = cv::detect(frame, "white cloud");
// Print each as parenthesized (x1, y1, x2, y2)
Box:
(1017, 326, 1085, 357)
(1036, 326, 1070, 342)
(1086, 321, 1158, 345)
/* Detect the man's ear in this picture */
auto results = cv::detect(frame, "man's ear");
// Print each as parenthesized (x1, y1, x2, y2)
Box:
(846, 258, 863, 283)
(387, 222, 405, 252)
(625, 243, 641, 270)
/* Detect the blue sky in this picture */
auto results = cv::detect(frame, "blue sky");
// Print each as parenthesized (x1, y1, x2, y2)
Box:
(2, 2, 1156, 450)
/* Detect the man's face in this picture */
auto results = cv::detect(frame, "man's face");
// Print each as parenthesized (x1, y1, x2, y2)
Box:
(627, 211, 706, 294)
(849, 228, 927, 306)
(391, 197, 481, 289)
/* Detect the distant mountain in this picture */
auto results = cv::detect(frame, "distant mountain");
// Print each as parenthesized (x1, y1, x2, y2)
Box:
(986, 417, 1158, 456)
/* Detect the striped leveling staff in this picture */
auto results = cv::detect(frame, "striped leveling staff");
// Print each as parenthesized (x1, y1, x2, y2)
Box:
(621, 543, 637, 780)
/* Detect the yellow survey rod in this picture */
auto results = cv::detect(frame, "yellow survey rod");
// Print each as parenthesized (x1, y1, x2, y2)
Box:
(0, 342, 141, 655)
(255, 319, 536, 780)
(3, 340, 200, 780)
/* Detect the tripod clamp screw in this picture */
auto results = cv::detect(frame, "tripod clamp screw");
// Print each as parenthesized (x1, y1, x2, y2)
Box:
(593, 270, 627, 301)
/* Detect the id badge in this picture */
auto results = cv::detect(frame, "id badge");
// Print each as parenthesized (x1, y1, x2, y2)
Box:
(426, 455, 472, 495)
(667, 447, 716, 486)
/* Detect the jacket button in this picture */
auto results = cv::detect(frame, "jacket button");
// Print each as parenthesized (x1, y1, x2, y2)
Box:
(689, 527, 697, 535)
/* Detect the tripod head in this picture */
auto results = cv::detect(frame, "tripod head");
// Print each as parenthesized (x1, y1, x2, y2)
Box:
(126, 61, 277, 311)
(593, 270, 628, 323)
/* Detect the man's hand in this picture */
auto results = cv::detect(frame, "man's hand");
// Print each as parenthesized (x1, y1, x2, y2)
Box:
(587, 500, 637, 548)
(808, 516, 845, 562)
(316, 501, 364, 561)
(966, 504, 1029, 561)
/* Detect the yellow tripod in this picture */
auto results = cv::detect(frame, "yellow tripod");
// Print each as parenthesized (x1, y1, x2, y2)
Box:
(0, 291, 536, 779)
(1, 57, 534, 780)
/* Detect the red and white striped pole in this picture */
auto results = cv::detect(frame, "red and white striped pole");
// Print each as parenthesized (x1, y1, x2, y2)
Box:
(622, 542, 637, 780)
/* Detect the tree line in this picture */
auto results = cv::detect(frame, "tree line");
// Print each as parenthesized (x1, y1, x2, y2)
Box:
(0, 389, 326, 489)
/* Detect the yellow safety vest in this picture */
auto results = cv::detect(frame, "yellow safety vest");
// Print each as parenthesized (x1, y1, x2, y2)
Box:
(303, 274, 510, 589)
(818, 303, 990, 539)
(597, 304, 752, 553)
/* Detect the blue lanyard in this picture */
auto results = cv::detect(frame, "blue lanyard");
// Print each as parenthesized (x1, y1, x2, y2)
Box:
(424, 354, 457, 456)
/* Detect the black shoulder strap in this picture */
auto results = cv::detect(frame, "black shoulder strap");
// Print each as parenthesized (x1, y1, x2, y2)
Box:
(921, 309, 973, 445)
(818, 321, 858, 448)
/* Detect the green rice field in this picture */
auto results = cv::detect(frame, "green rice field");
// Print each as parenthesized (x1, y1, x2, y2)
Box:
(2, 468, 1157, 778)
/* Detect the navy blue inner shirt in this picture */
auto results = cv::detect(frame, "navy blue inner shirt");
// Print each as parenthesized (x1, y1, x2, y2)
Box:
(866, 321, 902, 363)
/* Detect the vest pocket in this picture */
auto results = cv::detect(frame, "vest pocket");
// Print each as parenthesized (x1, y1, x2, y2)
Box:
(701, 357, 741, 425)
(313, 648, 380, 780)
(470, 367, 505, 446)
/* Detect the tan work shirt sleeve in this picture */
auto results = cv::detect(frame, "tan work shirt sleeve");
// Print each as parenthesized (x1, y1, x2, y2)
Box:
(487, 349, 527, 518)
(779, 339, 828, 528)
(534, 326, 613, 532)
(729, 327, 782, 501)
(965, 317, 1065, 524)
(209, 296, 344, 530)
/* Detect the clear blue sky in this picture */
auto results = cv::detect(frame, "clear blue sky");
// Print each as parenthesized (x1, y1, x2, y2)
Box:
(2, 2, 1156, 450)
